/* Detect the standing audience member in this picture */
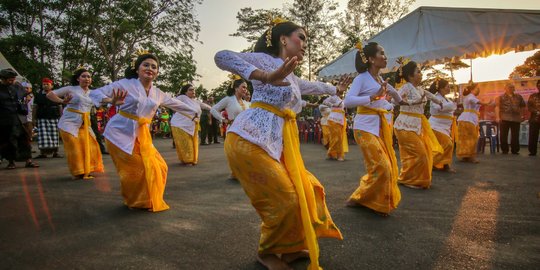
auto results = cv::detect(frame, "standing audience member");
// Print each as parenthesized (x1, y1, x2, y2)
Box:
(207, 96, 220, 144)
(21, 82, 34, 141)
(34, 78, 63, 158)
(527, 80, 540, 156)
(496, 83, 526, 155)
(0, 68, 39, 169)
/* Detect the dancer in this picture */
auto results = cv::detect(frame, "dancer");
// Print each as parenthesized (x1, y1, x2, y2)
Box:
(323, 90, 348, 161)
(210, 75, 250, 126)
(394, 60, 443, 189)
(90, 50, 196, 212)
(46, 66, 104, 179)
(428, 78, 457, 172)
(456, 82, 491, 163)
(215, 18, 345, 270)
(343, 42, 405, 215)
(318, 102, 331, 148)
(170, 83, 211, 166)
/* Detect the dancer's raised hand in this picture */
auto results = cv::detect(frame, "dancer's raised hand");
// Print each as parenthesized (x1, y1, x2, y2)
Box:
(112, 88, 127, 105)
(336, 76, 352, 94)
(254, 56, 298, 86)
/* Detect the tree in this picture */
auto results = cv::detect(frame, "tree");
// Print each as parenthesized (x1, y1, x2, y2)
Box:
(288, 0, 340, 80)
(509, 50, 540, 79)
(338, 0, 414, 53)
(230, 7, 286, 49)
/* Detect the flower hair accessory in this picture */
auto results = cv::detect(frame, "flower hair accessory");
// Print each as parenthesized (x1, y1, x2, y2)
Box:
(355, 41, 368, 64)
(228, 73, 242, 88)
(130, 48, 152, 69)
(266, 16, 288, 47)
(435, 76, 440, 90)
(74, 64, 92, 73)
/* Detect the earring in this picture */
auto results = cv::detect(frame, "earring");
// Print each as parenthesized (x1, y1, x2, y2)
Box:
(283, 42, 287, 46)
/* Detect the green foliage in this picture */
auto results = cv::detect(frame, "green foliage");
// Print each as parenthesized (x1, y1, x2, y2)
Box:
(338, 0, 414, 53)
(509, 50, 540, 79)
(0, 0, 201, 90)
(231, 7, 286, 47)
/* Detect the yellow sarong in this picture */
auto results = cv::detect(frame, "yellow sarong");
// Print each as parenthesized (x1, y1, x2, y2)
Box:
(349, 130, 401, 214)
(457, 121, 479, 159)
(59, 128, 104, 177)
(399, 111, 443, 154)
(432, 130, 454, 169)
(230, 102, 342, 269)
(321, 125, 329, 147)
(431, 114, 458, 141)
(171, 125, 199, 164)
(395, 129, 433, 189)
(110, 110, 169, 212)
(66, 108, 94, 179)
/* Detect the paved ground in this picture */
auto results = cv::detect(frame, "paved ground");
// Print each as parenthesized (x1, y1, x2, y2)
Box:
(1, 138, 539, 270)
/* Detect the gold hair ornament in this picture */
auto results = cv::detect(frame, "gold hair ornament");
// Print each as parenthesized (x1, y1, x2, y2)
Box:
(266, 16, 288, 47)
(396, 56, 411, 78)
(228, 73, 242, 88)
(74, 64, 92, 73)
(130, 49, 152, 69)
(355, 41, 367, 64)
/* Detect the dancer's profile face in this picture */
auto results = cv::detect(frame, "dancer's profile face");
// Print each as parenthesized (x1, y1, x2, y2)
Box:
(137, 58, 159, 81)
(410, 67, 422, 85)
(281, 28, 307, 61)
(440, 83, 450, 95)
(370, 45, 387, 69)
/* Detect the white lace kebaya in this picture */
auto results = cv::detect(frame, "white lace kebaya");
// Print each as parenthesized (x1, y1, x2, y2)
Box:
(429, 92, 457, 137)
(214, 50, 337, 161)
(394, 82, 439, 135)
(210, 95, 250, 122)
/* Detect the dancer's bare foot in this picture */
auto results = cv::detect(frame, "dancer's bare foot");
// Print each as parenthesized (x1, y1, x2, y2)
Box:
(403, 184, 423, 190)
(256, 254, 292, 270)
(443, 165, 457, 173)
(470, 158, 479, 164)
(281, 250, 309, 264)
(345, 199, 357, 207)
(337, 157, 345, 161)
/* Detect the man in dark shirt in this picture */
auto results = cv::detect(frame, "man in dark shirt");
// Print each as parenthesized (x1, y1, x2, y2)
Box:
(33, 78, 62, 158)
(527, 80, 540, 156)
(496, 83, 526, 155)
(0, 69, 38, 169)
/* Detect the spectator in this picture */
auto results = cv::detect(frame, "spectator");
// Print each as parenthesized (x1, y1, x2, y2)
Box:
(0, 68, 39, 169)
(527, 80, 540, 156)
(496, 83, 526, 155)
(34, 78, 63, 158)
(21, 82, 34, 141)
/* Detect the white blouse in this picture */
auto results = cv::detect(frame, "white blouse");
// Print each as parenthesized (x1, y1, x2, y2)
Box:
(429, 92, 457, 137)
(90, 78, 195, 155)
(170, 95, 211, 136)
(214, 50, 336, 161)
(323, 95, 345, 125)
(394, 82, 439, 135)
(210, 95, 249, 122)
(457, 94, 481, 125)
(343, 72, 402, 137)
(53, 86, 95, 138)
(319, 104, 331, 126)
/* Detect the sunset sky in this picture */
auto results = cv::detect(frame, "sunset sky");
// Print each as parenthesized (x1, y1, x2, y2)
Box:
(193, 0, 540, 90)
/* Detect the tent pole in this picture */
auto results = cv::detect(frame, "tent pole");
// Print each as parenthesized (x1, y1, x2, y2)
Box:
(470, 59, 473, 82)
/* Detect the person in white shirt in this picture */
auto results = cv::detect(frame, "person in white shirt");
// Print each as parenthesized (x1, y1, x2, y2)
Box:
(46, 67, 104, 179)
(90, 52, 196, 212)
(428, 78, 458, 172)
(323, 91, 348, 161)
(456, 83, 492, 163)
(393, 61, 443, 190)
(170, 83, 211, 165)
(343, 41, 406, 215)
(210, 77, 250, 126)
(214, 19, 345, 270)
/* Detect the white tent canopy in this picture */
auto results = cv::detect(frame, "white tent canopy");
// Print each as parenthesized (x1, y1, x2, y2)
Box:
(0, 51, 25, 81)
(318, 6, 540, 80)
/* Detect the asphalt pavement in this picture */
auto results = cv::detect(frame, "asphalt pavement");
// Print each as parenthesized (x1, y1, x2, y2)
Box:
(1, 138, 539, 269)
